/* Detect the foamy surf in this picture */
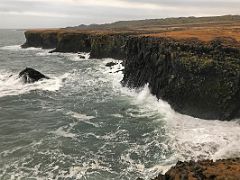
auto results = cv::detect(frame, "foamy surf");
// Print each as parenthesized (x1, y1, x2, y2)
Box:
(67, 111, 99, 127)
(101, 61, 240, 174)
(51, 112, 97, 139)
(36, 51, 90, 61)
(0, 70, 69, 97)
(118, 84, 240, 170)
(0, 45, 44, 51)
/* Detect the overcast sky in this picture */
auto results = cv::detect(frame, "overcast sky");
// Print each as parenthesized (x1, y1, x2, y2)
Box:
(1, 0, 240, 28)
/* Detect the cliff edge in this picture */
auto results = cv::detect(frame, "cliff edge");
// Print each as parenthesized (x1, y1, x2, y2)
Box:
(22, 25, 240, 120)
(21, 16, 240, 179)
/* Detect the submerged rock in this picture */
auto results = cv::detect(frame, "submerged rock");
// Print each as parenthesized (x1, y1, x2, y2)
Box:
(19, 68, 49, 83)
(79, 55, 86, 59)
(106, 62, 118, 67)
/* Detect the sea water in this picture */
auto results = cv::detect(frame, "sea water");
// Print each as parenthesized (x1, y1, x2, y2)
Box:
(0, 29, 240, 180)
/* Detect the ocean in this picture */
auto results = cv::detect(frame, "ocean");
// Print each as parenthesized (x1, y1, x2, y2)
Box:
(0, 29, 240, 180)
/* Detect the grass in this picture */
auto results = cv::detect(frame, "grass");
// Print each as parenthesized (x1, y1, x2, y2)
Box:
(25, 15, 240, 45)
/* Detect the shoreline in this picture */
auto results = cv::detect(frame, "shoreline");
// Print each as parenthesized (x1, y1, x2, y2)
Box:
(21, 23, 240, 179)
(22, 28, 240, 121)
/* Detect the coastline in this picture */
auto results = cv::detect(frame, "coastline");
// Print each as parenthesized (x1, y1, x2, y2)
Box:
(21, 24, 240, 179)
(22, 28, 240, 120)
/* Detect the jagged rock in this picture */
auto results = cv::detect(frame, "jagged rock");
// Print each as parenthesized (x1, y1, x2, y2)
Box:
(122, 37, 240, 120)
(151, 159, 240, 180)
(19, 68, 49, 83)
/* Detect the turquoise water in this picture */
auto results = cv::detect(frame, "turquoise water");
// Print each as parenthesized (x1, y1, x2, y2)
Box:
(0, 29, 240, 180)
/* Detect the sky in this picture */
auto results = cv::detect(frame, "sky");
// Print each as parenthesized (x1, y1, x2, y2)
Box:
(1, 0, 240, 28)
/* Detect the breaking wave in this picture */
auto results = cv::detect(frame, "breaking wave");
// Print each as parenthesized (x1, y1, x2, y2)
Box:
(36, 51, 90, 61)
(0, 45, 44, 51)
(118, 80, 240, 172)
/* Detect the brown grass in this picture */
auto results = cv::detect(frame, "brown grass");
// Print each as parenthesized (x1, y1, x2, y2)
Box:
(145, 26, 240, 42)
(26, 22, 240, 44)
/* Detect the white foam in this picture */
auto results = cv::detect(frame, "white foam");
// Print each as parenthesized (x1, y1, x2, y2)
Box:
(102, 58, 124, 74)
(67, 111, 99, 127)
(38, 51, 91, 61)
(0, 45, 44, 51)
(67, 111, 95, 120)
(112, 113, 124, 118)
(53, 126, 76, 138)
(100, 59, 240, 172)
(119, 84, 240, 169)
(0, 70, 69, 97)
(65, 160, 111, 179)
(85, 57, 240, 177)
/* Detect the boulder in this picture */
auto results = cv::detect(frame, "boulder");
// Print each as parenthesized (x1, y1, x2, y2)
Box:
(19, 68, 49, 83)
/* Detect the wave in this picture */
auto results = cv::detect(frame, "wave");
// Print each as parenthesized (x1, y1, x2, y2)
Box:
(36, 51, 90, 61)
(51, 111, 97, 139)
(0, 45, 90, 62)
(100, 61, 240, 174)
(120, 84, 240, 170)
(0, 45, 45, 51)
(0, 70, 69, 97)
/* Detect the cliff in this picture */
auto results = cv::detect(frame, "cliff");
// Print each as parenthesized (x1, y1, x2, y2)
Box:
(21, 18, 240, 179)
(22, 27, 240, 120)
(122, 37, 240, 120)
(149, 158, 240, 180)
(54, 32, 128, 59)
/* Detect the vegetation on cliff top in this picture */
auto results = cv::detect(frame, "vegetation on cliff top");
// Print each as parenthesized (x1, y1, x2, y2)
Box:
(25, 15, 240, 46)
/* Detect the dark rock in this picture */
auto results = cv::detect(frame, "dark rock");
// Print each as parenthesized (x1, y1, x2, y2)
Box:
(121, 37, 240, 120)
(106, 62, 118, 67)
(114, 69, 124, 73)
(90, 34, 127, 59)
(55, 33, 91, 53)
(152, 158, 240, 180)
(21, 31, 58, 49)
(79, 55, 85, 59)
(19, 68, 49, 83)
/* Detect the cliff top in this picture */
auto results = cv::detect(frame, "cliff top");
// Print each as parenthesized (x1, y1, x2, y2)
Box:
(25, 15, 240, 46)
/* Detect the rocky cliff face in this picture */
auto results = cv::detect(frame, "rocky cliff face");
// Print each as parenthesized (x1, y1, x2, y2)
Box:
(53, 32, 127, 59)
(122, 37, 240, 120)
(22, 30, 240, 120)
(90, 34, 127, 59)
(53, 32, 91, 53)
(22, 30, 58, 49)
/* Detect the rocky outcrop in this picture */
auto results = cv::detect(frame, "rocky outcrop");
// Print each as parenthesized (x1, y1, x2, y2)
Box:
(122, 37, 240, 120)
(52, 32, 127, 59)
(150, 158, 240, 180)
(21, 30, 58, 49)
(90, 34, 127, 59)
(53, 32, 91, 53)
(22, 30, 128, 59)
(22, 30, 240, 120)
(19, 67, 49, 83)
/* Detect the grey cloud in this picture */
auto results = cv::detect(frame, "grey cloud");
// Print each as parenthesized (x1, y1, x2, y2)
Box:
(1, 0, 240, 28)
